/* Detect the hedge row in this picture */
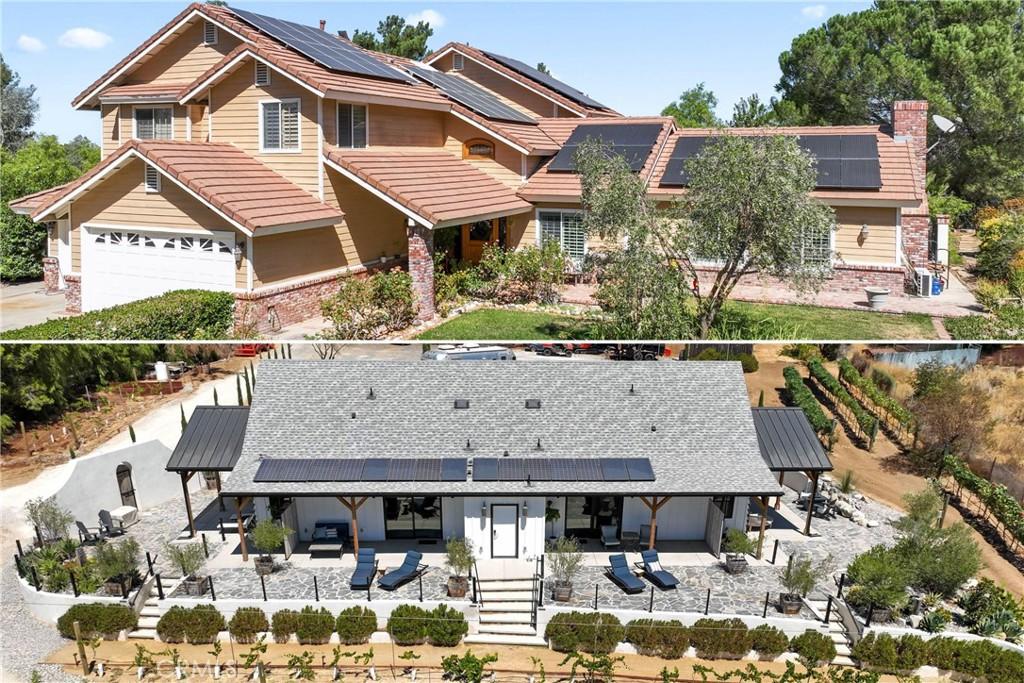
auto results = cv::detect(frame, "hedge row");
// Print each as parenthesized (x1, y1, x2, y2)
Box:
(56, 603, 137, 640)
(156, 604, 225, 644)
(853, 632, 1024, 683)
(837, 358, 914, 428)
(782, 366, 834, 435)
(807, 359, 877, 437)
(0, 289, 235, 340)
(944, 454, 1024, 546)
(387, 604, 468, 646)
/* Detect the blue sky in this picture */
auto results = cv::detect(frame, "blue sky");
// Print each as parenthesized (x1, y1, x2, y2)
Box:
(1, 1, 870, 143)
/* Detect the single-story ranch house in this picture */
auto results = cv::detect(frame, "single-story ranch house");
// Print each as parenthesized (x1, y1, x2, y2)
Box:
(11, 2, 939, 332)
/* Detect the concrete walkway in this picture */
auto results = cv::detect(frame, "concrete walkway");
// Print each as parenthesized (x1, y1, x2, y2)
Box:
(0, 280, 66, 331)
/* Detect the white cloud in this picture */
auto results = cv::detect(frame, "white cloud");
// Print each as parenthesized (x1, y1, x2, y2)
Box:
(58, 27, 112, 50)
(801, 4, 827, 19)
(16, 34, 45, 53)
(406, 9, 445, 29)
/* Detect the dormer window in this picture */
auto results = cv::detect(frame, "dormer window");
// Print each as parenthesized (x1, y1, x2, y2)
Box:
(134, 107, 172, 140)
(203, 21, 218, 45)
(255, 62, 271, 87)
(463, 139, 494, 160)
(452, 53, 464, 71)
(337, 102, 367, 148)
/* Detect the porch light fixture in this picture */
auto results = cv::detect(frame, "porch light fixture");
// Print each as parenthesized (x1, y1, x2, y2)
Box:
(859, 223, 870, 239)
(481, 501, 488, 516)
(522, 503, 529, 517)
(629, 384, 635, 395)
(233, 243, 244, 265)
(503, 450, 510, 457)
(535, 438, 543, 451)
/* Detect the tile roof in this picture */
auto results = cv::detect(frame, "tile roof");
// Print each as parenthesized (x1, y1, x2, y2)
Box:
(323, 145, 533, 227)
(22, 140, 342, 233)
(450, 105, 559, 155)
(221, 360, 783, 498)
(99, 83, 191, 101)
(167, 406, 250, 472)
(8, 183, 74, 216)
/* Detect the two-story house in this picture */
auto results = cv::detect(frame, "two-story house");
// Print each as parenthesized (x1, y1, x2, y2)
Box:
(11, 3, 933, 333)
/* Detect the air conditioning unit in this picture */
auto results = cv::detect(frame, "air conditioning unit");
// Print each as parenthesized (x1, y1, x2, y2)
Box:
(915, 268, 934, 297)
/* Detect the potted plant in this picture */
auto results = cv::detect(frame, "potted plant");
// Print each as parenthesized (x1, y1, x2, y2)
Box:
(445, 537, 474, 598)
(545, 502, 561, 540)
(94, 538, 140, 596)
(722, 529, 756, 574)
(165, 541, 208, 596)
(250, 519, 291, 576)
(779, 554, 830, 615)
(547, 536, 583, 602)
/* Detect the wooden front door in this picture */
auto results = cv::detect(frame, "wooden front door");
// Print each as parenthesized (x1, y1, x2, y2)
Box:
(461, 219, 499, 263)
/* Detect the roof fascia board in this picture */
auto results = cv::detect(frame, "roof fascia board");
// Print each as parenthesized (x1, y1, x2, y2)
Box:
(220, 488, 788, 498)
(434, 205, 533, 229)
(75, 8, 253, 110)
(323, 89, 450, 113)
(180, 50, 325, 103)
(322, 156, 433, 228)
(427, 46, 586, 118)
(450, 110, 531, 155)
(99, 95, 181, 104)
(256, 218, 343, 236)
(31, 150, 137, 221)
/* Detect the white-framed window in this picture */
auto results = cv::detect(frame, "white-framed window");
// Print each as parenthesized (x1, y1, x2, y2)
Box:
(452, 53, 464, 71)
(538, 209, 585, 264)
(134, 107, 173, 140)
(797, 223, 833, 266)
(203, 21, 218, 45)
(144, 164, 161, 193)
(260, 99, 300, 152)
(254, 61, 270, 87)
(337, 102, 367, 148)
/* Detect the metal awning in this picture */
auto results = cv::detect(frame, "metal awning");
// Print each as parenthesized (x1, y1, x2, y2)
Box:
(751, 407, 833, 473)
(167, 406, 249, 472)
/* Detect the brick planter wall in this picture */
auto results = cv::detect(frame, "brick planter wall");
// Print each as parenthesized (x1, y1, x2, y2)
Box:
(63, 273, 82, 314)
(42, 257, 61, 294)
(407, 223, 435, 321)
(695, 263, 906, 296)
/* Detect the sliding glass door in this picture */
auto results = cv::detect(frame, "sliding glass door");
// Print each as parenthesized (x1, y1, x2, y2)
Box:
(564, 496, 623, 538)
(384, 497, 443, 539)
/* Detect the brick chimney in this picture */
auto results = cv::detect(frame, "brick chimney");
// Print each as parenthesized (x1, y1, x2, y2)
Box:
(319, 19, 327, 31)
(892, 100, 930, 266)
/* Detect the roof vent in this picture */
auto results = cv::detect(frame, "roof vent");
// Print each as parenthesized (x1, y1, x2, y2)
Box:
(351, 412, 356, 419)
(337, 30, 349, 40)
(525, 399, 541, 409)
(535, 438, 543, 451)
(454, 399, 470, 409)
(503, 450, 510, 457)
(651, 425, 657, 432)
(465, 439, 472, 450)
(629, 384, 636, 395)
(367, 387, 375, 400)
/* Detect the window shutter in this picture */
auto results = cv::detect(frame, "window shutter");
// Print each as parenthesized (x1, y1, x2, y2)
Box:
(154, 108, 172, 139)
(281, 101, 299, 149)
(262, 102, 280, 149)
(144, 164, 160, 193)
(338, 103, 352, 147)
(203, 21, 218, 45)
(351, 104, 367, 148)
(255, 62, 270, 87)
(453, 53, 464, 71)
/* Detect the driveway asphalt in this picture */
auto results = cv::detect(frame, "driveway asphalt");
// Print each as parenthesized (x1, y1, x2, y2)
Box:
(0, 280, 66, 332)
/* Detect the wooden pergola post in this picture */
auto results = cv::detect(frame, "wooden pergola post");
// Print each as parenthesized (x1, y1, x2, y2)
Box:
(755, 496, 770, 559)
(337, 496, 368, 554)
(775, 472, 784, 510)
(235, 497, 251, 562)
(180, 471, 196, 538)
(639, 496, 672, 549)
(803, 470, 820, 537)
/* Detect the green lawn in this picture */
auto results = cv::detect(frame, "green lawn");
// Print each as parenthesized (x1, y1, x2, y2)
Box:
(416, 303, 937, 340)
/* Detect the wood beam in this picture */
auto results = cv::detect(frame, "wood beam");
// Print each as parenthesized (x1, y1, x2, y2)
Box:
(180, 471, 196, 538)
(804, 471, 819, 537)
(756, 496, 770, 559)
(337, 496, 368, 554)
(235, 496, 250, 562)
(640, 495, 672, 549)
(775, 471, 784, 510)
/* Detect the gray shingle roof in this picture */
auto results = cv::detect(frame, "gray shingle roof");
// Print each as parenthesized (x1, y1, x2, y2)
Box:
(751, 407, 833, 472)
(167, 406, 249, 472)
(221, 360, 782, 498)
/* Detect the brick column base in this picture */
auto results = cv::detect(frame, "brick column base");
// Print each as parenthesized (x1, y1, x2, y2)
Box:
(42, 257, 61, 294)
(407, 222, 435, 321)
(63, 273, 82, 314)
(902, 213, 931, 268)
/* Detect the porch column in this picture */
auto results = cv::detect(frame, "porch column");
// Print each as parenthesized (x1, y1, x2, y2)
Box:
(640, 496, 672, 549)
(337, 496, 369, 554)
(180, 471, 196, 538)
(803, 471, 819, 536)
(407, 221, 435, 321)
(775, 472, 784, 510)
(235, 497, 251, 562)
(755, 496, 770, 559)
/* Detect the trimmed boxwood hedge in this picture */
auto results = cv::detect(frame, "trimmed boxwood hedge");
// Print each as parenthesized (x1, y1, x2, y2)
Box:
(853, 633, 1024, 683)
(387, 604, 431, 645)
(689, 618, 752, 659)
(1, 289, 234, 340)
(295, 606, 334, 644)
(271, 609, 300, 643)
(545, 611, 625, 655)
(57, 603, 138, 640)
(228, 607, 268, 643)
(625, 619, 689, 658)
(155, 604, 224, 644)
(336, 606, 377, 644)
(750, 624, 789, 659)
(789, 629, 836, 666)
(427, 604, 468, 646)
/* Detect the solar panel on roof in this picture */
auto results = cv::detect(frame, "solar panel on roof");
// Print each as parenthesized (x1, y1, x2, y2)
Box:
(625, 458, 656, 481)
(472, 458, 498, 481)
(361, 458, 390, 481)
(526, 460, 551, 481)
(387, 459, 416, 482)
(839, 159, 882, 188)
(548, 123, 663, 173)
(441, 458, 468, 482)
(404, 64, 535, 124)
(575, 459, 602, 481)
(481, 50, 608, 109)
(499, 458, 527, 481)
(549, 460, 577, 481)
(600, 458, 629, 481)
(231, 7, 413, 83)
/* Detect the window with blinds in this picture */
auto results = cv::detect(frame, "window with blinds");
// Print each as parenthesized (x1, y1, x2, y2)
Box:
(539, 210, 586, 263)
(144, 164, 160, 193)
(337, 103, 368, 148)
(261, 100, 300, 151)
(134, 107, 172, 140)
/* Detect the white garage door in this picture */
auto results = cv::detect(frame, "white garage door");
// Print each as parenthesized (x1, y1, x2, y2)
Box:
(82, 226, 236, 311)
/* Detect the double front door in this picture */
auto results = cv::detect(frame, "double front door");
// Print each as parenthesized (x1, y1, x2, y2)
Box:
(383, 497, 442, 539)
(564, 496, 623, 538)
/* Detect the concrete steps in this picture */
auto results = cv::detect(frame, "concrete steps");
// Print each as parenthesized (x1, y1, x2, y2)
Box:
(480, 611, 533, 624)
(465, 633, 547, 647)
(475, 572, 540, 639)
(475, 623, 539, 636)
(480, 601, 532, 613)
(479, 590, 534, 602)
(805, 597, 855, 666)
(477, 579, 534, 592)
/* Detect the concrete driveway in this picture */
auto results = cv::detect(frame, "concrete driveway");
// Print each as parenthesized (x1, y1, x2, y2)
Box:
(0, 280, 66, 332)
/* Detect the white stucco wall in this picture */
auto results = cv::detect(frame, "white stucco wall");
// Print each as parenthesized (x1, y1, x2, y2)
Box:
(620, 495, 748, 541)
(463, 496, 546, 560)
(290, 497, 386, 542)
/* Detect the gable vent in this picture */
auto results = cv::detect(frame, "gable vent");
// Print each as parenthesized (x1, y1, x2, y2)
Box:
(254, 62, 270, 87)
(144, 164, 160, 193)
(525, 399, 541, 409)
(454, 399, 470, 410)
(203, 21, 218, 45)
(452, 53, 464, 71)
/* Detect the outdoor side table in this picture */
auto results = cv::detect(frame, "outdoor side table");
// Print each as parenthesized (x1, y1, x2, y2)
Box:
(621, 531, 640, 551)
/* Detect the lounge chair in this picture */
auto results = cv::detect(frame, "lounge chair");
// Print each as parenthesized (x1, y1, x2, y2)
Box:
(76, 521, 102, 544)
(378, 550, 427, 591)
(635, 549, 679, 589)
(600, 525, 621, 549)
(98, 509, 125, 536)
(349, 548, 379, 590)
(605, 553, 644, 594)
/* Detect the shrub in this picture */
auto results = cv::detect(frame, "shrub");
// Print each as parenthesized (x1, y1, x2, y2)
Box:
(749, 625, 788, 658)
(156, 605, 223, 644)
(625, 619, 689, 658)
(156, 606, 189, 643)
(321, 268, 415, 339)
(295, 606, 334, 644)
(689, 618, 752, 659)
(838, 357, 913, 429)
(544, 611, 624, 654)
(809, 358, 877, 437)
(850, 351, 870, 376)
(388, 604, 431, 645)
(271, 609, 300, 643)
(895, 633, 929, 670)
(1, 290, 235, 340)
(427, 604, 468, 646)
(693, 348, 724, 361)
(975, 279, 1013, 310)
(789, 630, 836, 666)
(946, 305, 1024, 341)
(782, 366, 833, 435)
(870, 367, 895, 395)
(228, 607, 268, 643)
(335, 606, 376, 644)
(782, 344, 822, 362)
(475, 242, 567, 305)
(958, 578, 1024, 633)
(57, 603, 137, 640)
(845, 545, 910, 612)
(919, 609, 950, 634)
(736, 352, 759, 373)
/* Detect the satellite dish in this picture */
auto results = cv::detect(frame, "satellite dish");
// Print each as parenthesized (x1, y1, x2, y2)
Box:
(932, 114, 957, 134)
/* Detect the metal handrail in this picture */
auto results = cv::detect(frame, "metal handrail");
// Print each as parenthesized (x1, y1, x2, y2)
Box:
(472, 558, 483, 604)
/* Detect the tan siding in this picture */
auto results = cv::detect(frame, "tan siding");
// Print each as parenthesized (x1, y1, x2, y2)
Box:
(434, 52, 574, 118)
(101, 105, 120, 157)
(442, 117, 523, 188)
(321, 170, 408, 270)
(188, 104, 207, 141)
(833, 206, 898, 266)
(369, 104, 445, 146)
(210, 59, 320, 195)
(252, 227, 346, 286)
(104, 103, 188, 150)
(128, 19, 242, 85)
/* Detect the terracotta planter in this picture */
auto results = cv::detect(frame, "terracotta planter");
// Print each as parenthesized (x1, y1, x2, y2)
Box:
(447, 576, 469, 598)
(551, 580, 573, 602)
(254, 556, 274, 576)
(779, 593, 802, 615)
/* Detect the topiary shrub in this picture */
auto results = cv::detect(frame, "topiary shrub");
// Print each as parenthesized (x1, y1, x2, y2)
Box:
(749, 624, 788, 659)
(271, 609, 300, 643)
(789, 630, 836, 666)
(228, 607, 268, 643)
(388, 604, 430, 645)
(336, 606, 376, 644)
(156, 606, 189, 643)
(295, 606, 333, 644)
(427, 604, 468, 646)
(184, 604, 224, 644)
(544, 611, 624, 655)
(57, 603, 137, 640)
(689, 618, 752, 659)
(625, 619, 689, 658)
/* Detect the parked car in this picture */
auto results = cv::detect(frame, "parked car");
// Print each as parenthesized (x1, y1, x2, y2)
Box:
(422, 344, 516, 361)
(525, 343, 574, 357)
(605, 344, 666, 361)
(572, 343, 615, 355)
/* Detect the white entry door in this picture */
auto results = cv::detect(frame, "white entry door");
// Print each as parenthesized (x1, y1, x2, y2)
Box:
(56, 219, 71, 289)
(81, 226, 235, 311)
(491, 504, 518, 558)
